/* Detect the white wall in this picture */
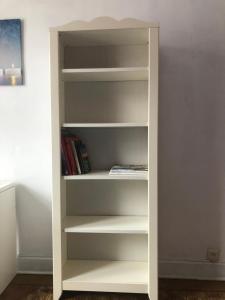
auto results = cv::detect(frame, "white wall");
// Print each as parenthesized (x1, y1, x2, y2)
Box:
(0, 0, 225, 277)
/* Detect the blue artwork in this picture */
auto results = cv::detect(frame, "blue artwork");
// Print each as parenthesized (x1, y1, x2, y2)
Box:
(0, 19, 23, 86)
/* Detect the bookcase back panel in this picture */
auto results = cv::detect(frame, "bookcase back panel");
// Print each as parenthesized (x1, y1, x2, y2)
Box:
(64, 45, 148, 68)
(67, 127, 148, 170)
(67, 181, 147, 216)
(61, 28, 149, 47)
(67, 234, 147, 261)
(65, 81, 148, 123)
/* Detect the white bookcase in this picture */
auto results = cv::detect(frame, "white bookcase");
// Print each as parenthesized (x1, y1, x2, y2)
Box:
(50, 17, 159, 300)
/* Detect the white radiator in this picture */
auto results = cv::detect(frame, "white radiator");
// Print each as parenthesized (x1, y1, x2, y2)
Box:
(0, 182, 16, 295)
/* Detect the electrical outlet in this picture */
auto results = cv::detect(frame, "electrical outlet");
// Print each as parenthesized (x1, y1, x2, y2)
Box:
(207, 248, 220, 263)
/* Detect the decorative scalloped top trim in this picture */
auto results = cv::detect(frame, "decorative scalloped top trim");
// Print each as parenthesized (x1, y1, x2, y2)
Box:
(51, 16, 159, 31)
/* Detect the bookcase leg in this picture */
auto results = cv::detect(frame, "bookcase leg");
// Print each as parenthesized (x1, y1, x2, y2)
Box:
(54, 289, 62, 300)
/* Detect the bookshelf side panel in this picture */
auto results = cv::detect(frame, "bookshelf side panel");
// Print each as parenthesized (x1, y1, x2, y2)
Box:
(148, 27, 159, 300)
(50, 29, 63, 300)
(59, 34, 67, 269)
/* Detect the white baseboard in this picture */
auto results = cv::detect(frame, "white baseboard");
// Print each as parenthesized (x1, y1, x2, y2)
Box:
(17, 256, 225, 280)
(159, 259, 225, 281)
(17, 256, 52, 274)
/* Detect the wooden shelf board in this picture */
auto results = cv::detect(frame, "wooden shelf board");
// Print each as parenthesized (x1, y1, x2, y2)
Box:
(63, 216, 148, 234)
(63, 123, 148, 128)
(63, 260, 148, 293)
(62, 67, 148, 82)
(63, 171, 148, 181)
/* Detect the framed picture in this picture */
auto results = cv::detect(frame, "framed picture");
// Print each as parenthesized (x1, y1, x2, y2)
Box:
(0, 19, 23, 86)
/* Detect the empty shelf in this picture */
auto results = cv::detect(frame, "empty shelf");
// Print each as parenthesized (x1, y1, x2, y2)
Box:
(63, 216, 148, 234)
(63, 260, 148, 293)
(62, 67, 148, 82)
(62, 122, 148, 128)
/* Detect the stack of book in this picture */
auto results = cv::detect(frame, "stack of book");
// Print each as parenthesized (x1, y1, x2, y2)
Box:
(109, 165, 148, 175)
(61, 130, 91, 175)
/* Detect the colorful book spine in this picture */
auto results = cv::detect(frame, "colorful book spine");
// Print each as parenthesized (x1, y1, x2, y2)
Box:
(61, 145, 68, 175)
(64, 137, 78, 175)
(61, 137, 72, 175)
(79, 142, 91, 173)
(71, 139, 81, 175)
(61, 130, 91, 176)
(74, 139, 85, 174)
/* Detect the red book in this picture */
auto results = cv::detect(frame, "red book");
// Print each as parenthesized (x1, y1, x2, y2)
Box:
(61, 137, 72, 175)
(64, 137, 77, 175)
